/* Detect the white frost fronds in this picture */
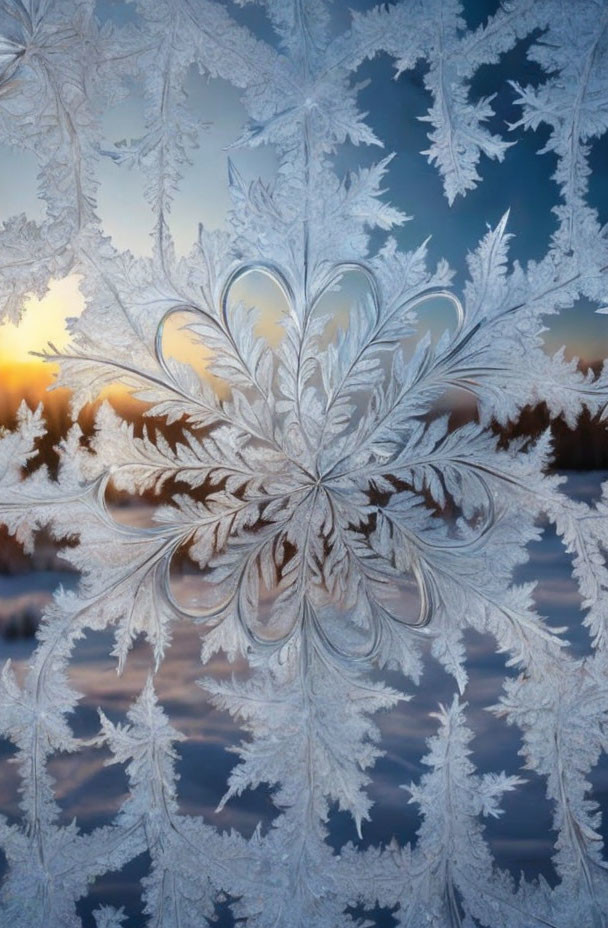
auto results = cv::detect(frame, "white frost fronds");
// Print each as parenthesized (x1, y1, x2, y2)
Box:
(0, 0, 606, 924)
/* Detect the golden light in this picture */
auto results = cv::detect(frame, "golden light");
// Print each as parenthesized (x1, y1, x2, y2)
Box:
(0, 275, 84, 365)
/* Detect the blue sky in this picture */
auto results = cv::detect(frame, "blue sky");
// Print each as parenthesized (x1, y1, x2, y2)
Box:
(0, 0, 606, 364)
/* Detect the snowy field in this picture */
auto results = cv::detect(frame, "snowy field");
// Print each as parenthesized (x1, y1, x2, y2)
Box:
(1, 471, 606, 926)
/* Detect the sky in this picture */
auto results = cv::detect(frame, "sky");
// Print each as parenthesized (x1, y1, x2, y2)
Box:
(0, 0, 606, 389)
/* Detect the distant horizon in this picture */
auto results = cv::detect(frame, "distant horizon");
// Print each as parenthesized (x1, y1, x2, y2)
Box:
(2, 359, 606, 475)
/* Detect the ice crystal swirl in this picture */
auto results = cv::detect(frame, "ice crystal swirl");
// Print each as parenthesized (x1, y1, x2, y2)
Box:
(147, 261, 474, 662)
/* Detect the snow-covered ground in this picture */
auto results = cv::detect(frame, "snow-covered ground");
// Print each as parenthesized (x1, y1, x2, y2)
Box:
(1, 473, 606, 925)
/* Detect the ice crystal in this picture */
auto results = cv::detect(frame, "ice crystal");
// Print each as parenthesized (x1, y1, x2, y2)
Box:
(0, 0, 607, 925)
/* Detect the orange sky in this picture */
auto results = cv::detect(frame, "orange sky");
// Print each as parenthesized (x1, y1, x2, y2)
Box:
(0, 269, 294, 416)
(0, 275, 219, 414)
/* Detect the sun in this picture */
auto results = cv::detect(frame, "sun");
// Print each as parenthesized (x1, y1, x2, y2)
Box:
(0, 276, 84, 365)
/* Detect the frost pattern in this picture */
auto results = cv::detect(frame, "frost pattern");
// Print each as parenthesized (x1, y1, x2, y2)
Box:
(0, 1, 607, 926)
